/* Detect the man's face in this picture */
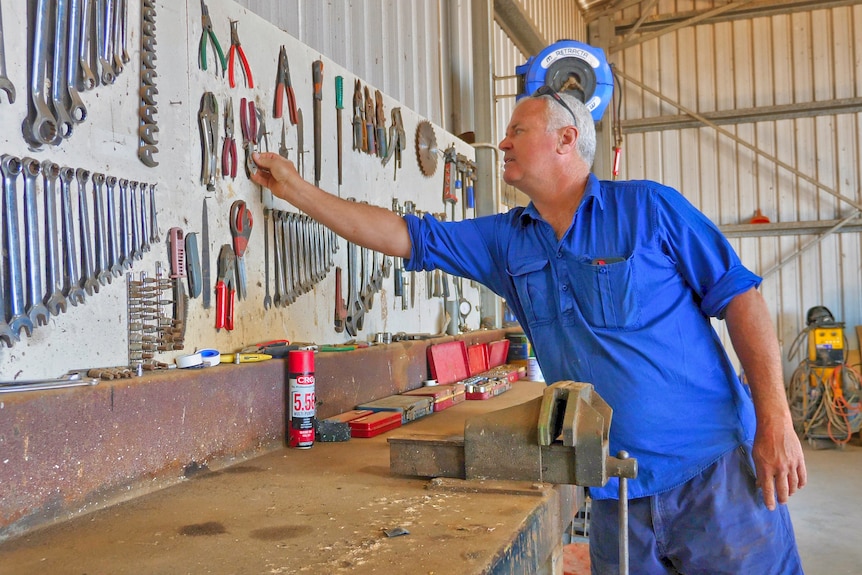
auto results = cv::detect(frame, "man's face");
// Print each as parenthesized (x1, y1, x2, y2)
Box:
(499, 99, 558, 190)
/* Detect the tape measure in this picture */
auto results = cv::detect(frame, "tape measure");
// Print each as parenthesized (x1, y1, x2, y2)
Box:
(516, 40, 613, 122)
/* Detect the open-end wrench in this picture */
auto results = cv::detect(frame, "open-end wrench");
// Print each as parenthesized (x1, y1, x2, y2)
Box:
(129, 181, 141, 259)
(24, 0, 59, 146)
(119, 0, 129, 63)
(65, 0, 87, 123)
(110, 0, 124, 76)
(140, 183, 150, 252)
(344, 239, 365, 337)
(50, 0, 75, 140)
(263, 209, 272, 310)
(0, 2, 16, 103)
(59, 167, 86, 306)
(105, 176, 123, 276)
(148, 184, 159, 242)
(91, 173, 112, 285)
(75, 168, 99, 295)
(21, 158, 50, 327)
(271, 210, 283, 307)
(280, 212, 295, 304)
(118, 179, 130, 268)
(77, 0, 97, 90)
(95, 0, 115, 85)
(0, 156, 28, 345)
(41, 161, 68, 316)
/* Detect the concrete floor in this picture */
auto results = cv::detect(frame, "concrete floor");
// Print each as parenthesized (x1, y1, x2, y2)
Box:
(789, 438, 862, 575)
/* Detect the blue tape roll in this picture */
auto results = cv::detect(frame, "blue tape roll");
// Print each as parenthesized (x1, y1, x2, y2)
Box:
(199, 348, 221, 367)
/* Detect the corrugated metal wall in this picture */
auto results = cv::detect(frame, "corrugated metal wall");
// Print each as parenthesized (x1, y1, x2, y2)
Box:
(610, 3, 862, 372)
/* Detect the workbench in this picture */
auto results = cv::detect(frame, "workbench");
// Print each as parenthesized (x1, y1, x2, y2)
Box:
(0, 380, 581, 575)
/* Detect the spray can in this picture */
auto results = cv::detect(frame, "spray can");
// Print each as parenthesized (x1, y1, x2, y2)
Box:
(287, 349, 315, 448)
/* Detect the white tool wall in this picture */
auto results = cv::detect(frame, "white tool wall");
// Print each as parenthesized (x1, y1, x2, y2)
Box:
(0, 0, 477, 380)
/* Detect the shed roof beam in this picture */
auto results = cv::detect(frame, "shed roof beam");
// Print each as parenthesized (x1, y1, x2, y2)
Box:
(622, 98, 862, 134)
(493, 0, 548, 57)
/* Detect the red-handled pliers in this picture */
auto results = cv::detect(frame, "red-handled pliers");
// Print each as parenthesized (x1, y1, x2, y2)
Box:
(228, 19, 253, 89)
(214, 244, 237, 330)
(240, 97, 257, 177)
(274, 45, 297, 124)
(222, 97, 237, 179)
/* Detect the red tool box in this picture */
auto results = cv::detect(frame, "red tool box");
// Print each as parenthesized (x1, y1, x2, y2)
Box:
(349, 411, 403, 438)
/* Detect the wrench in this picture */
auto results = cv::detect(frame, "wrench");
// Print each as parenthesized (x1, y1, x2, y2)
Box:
(24, 0, 59, 146)
(129, 181, 141, 259)
(280, 212, 294, 304)
(41, 161, 68, 316)
(95, 0, 115, 85)
(139, 182, 150, 252)
(65, 0, 88, 123)
(91, 173, 112, 285)
(118, 179, 130, 268)
(271, 210, 283, 307)
(50, 0, 75, 140)
(119, 0, 129, 63)
(0, 156, 29, 344)
(78, 0, 97, 90)
(59, 167, 86, 305)
(21, 158, 50, 327)
(75, 168, 99, 295)
(148, 184, 159, 243)
(105, 176, 123, 276)
(263, 209, 272, 310)
(0, 2, 16, 103)
(111, 0, 124, 76)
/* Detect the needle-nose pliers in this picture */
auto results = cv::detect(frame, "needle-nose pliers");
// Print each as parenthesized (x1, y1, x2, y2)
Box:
(198, 0, 226, 75)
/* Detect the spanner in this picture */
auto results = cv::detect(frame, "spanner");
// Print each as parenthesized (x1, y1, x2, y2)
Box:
(280, 212, 295, 304)
(91, 173, 112, 285)
(78, 0, 97, 90)
(271, 210, 283, 307)
(50, 0, 75, 140)
(263, 208, 272, 310)
(75, 168, 99, 295)
(0, 156, 28, 345)
(148, 184, 159, 242)
(21, 158, 50, 327)
(65, 0, 88, 122)
(111, 0, 124, 76)
(0, 2, 16, 103)
(59, 167, 86, 305)
(105, 176, 123, 276)
(24, 0, 59, 146)
(95, 0, 115, 85)
(129, 181, 141, 259)
(139, 183, 150, 252)
(118, 179, 131, 268)
(41, 161, 68, 316)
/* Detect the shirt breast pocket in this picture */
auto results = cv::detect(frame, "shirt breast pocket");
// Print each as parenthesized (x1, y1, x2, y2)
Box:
(572, 256, 641, 330)
(507, 257, 557, 325)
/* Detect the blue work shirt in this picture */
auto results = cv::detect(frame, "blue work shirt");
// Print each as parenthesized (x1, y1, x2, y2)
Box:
(403, 174, 761, 499)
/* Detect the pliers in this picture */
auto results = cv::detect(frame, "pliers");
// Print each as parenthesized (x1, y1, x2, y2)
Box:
(214, 243, 236, 331)
(273, 45, 297, 124)
(239, 97, 257, 177)
(227, 20, 253, 89)
(222, 97, 237, 179)
(230, 200, 253, 301)
(198, 92, 219, 190)
(198, 0, 226, 75)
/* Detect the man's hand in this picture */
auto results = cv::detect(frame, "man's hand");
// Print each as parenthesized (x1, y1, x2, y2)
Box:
(250, 152, 302, 202)
(752, 418, 807, 510)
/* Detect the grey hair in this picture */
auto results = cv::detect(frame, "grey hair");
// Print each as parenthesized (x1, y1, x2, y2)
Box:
(526, 92, 597, 168)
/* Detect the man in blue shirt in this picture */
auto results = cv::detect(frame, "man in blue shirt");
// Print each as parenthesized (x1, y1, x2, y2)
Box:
(252, 89, 806, 574)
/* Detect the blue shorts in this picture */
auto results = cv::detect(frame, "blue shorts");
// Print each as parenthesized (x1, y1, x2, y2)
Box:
(589, 445, 803, 575)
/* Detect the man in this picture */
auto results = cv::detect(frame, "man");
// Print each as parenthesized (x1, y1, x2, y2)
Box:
(252, 89, 806, 574)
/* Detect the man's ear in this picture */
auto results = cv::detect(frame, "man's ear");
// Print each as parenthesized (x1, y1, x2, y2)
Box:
(558, 125, 579, 153)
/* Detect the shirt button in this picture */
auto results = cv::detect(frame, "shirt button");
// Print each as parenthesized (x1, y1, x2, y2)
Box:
(600, 268, 607, 274)
(562, 284, 569, 291)
(556, 251, 563, 258)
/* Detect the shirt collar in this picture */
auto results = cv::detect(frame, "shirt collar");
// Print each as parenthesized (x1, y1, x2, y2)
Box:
(518, 173, 605, 226)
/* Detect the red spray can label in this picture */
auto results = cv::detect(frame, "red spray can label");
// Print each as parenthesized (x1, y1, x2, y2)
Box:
(288, 350, 315, 448)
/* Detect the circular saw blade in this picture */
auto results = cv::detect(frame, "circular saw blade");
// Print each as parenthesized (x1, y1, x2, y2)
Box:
(415, 120, 438, 177)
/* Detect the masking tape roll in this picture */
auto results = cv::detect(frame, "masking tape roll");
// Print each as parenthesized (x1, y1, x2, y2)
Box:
(199, 348, 221, 367)
(175, 352, 204, 369)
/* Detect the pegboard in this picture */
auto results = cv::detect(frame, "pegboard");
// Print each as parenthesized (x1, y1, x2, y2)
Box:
(0, 0, 477, 380)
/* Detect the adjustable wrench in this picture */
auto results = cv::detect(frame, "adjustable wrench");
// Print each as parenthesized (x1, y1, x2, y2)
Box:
(59, 167, 86, 305)
(105, 176, 123, 276)
(118, 179, 131, 268)
(41, 161, 68, 316)
(50, 0, 75, 140)
(65, 0, 87, 122)
(21, 158, 50, 327)
(0, 2, 15, 103)
(75, 168, 99, 295)
(1, 156, 30, 344)
(24, 0, 59, 146)
(91, 173, 112, 285)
